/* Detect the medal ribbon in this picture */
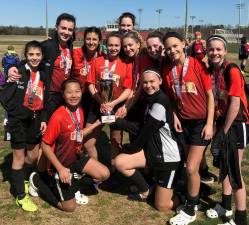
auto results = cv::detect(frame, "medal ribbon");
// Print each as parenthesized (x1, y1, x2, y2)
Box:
(61, 48, 70, 76)
(84, 52, 97, 76)
(25, 64, 40, 102)
(172, 57, 189, 98)
(104, 58, 116, 80)
(211, 67, 224, 108)
(66, 107, 82, 143)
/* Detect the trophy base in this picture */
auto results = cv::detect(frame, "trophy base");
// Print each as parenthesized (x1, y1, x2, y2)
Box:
(101, 115, 116, 123)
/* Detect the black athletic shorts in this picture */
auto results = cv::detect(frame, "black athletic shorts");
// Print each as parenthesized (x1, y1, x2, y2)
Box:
(154, 168, 179, 189)
(8, 114, 41, 149)
(216, 118, 249, 149)
(181, 119, 211, 146)
(49, 154, 90, 202)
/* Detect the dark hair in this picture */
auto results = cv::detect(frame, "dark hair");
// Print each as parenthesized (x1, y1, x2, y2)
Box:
(206, 34, 227, 49)
(241, 36, 247, 44)
(56, 13, 76, 27)
(122, 31, 141, 45)
(107, 31, 122, 44)
(24, 40, 43, 58)
(61, 79, 81, 92)
(146, 31, 164, 43)
(118, 12, 136, 26)
(82, 26, 102, 54)
(163, 31, 184, 43)
(55, 13, 76, 42)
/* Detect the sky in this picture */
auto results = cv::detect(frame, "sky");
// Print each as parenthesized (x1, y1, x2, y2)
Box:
(1, 0, 249, 29)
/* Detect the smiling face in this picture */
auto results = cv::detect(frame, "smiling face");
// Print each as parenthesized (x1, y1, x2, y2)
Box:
(63, 81, 82, 108)
(119, 17, 134, 33)
(207, 39, 227, 67)
(56, 19, 75, 46)
(85, 32, 100, 53)
(142, 71, 162, 95)
(164, 37, 185, 64)
(122, 37, 140, 58)
(107, 36, 121, 60)
(26, 47, 42, 70)
(146, 37, 164, 60)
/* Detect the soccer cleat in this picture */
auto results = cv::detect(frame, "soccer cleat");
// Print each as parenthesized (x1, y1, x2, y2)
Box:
(16, 194, 38, 212)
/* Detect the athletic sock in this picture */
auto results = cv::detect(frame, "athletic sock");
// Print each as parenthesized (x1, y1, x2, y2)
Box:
(235, 210, 247, 225)
(11, 168, 25, 198)
(221, 194, 232, 211)
(241, 64, 245, 71)
(33, 172, 59, 207)
(129, 170, 149, 193)
(23, 163, 35, 181)
(182, 194, 199, 216)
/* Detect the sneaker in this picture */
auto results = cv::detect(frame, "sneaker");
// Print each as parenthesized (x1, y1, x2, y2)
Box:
(218, 219, 236, 225)
(16, 194, 38, 212)
(75, 191, 89, 205)
(169, 210, 196, 225)
(127, 192, 148, 202)
(24, 180, 29, 194)
(200, 170, 215, 184)
(206, 203, 233, 219)
(29, 172, 39, 197)
(176, 202, 202, 214)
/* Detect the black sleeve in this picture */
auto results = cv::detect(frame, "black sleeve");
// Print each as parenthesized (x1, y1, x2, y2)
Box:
(123, 115, 164, 153)
(40, 70, 50, 123)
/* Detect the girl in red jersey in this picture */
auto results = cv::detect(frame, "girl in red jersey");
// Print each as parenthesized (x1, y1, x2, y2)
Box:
(205, 35, 248, 225)
(0, 41, 49, 212)
(73, 27, 103, 122)
(162, 32, 214, 225)
(86, 32, 132, 160)
(40, 79, 110, 212)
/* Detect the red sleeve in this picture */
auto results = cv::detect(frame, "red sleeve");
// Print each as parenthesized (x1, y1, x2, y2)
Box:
(228, 67, 243, 97)
(197, 60, 212, 91)
(42, 112, 61, 146)
(122, 62, 133, 89)
(73, 48, 82, 65)
(87, 58, 96, 84)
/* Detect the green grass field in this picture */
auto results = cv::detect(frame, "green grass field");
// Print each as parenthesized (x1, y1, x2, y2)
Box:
(0, 40, 248, 225)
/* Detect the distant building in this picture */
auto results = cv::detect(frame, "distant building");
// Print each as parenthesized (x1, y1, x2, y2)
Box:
(106, 21, 119, 32)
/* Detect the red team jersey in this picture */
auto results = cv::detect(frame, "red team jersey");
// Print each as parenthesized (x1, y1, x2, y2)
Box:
(50, 47, 72, 92)
(73, 48, 103, 92)
(87, 56, 132, 100)
(214, 64, 249, 120)
(23, 71, 44, 111)
(163, 57, 212, 120)
(42, 106, 84, 168)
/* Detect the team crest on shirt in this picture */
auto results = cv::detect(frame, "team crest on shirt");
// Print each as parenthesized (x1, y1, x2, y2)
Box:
(185, 82, 197, 95)
(112, 74, 120, 87)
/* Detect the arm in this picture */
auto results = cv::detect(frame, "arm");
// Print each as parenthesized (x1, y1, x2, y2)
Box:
(41, 141, 71, 185)
(88, 83, 103, 104)
(201, 89, 214, 139)
(223, 96, 240, 134)
(83, 119, 102, 137)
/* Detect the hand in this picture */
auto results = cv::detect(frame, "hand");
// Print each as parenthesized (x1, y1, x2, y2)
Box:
(94, 119, 102, 126)
(58, 167, 71, 185)
(201, 123, 213, 140)
(212, 129, 226, 149)
(105, 102, 115, 112)
(40, 122, 47, 135)
(173, 114, 183, 132)
(7, 67, 20, 82)
(115, 105, 127, 118)
(100, 103, 108, 114)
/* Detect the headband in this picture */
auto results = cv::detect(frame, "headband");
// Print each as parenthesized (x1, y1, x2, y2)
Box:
(143, 69, 161, 79)
(207, 35, 227, 48)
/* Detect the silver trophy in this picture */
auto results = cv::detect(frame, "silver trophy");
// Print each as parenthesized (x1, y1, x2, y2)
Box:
(98, 79, 116, 123)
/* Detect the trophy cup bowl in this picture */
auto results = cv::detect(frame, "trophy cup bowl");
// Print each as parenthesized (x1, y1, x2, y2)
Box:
(98, 79, 116, 123)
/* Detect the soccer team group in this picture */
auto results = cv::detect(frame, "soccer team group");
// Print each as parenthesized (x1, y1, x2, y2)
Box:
(0, 11, 248, 225)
